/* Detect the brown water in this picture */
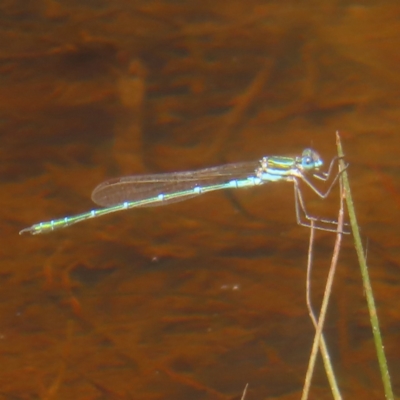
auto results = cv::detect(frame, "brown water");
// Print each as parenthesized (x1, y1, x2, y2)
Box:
(1, 1, 400, 399)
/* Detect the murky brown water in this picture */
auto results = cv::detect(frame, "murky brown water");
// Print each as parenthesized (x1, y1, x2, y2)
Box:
(1, 1, 400, 399)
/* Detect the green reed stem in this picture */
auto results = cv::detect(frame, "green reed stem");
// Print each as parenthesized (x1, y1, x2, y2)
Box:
(336, 132, 394, 400)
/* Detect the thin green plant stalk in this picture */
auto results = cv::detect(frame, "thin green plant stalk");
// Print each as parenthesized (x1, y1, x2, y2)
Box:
(301, 157, 345, 400)
(304, 221, 342, 400)
(336, 132, 394, 400)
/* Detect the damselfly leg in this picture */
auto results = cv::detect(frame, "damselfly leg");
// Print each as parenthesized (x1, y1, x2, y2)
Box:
(293, 158, 349, 233)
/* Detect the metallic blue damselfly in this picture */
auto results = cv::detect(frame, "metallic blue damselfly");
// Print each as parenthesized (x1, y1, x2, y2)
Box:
(19, 148, 343, 235)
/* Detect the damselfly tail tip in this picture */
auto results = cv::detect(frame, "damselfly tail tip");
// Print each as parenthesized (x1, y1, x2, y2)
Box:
(19, 226, 35, 235)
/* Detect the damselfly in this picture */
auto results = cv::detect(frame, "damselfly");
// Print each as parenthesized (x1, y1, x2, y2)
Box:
(19, 148, 343, 235)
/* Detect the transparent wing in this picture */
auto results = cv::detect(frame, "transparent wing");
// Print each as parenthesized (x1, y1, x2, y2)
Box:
(91, 161, 261, 207)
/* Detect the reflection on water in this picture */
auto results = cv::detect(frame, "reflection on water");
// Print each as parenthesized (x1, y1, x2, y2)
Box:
(2, 1, 400, 398)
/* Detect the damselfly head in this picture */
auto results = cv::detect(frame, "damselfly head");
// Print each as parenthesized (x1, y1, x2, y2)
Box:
(300, 148, 323, 170)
